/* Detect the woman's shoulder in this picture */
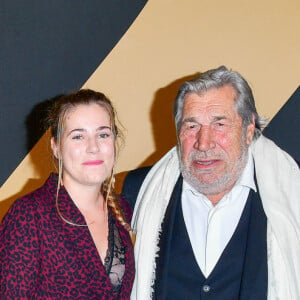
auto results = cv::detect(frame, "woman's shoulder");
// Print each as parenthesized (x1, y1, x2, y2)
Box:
(1, 174, 57, 225)
(121, 166, 152, 210)
(17, 174, 57, 205)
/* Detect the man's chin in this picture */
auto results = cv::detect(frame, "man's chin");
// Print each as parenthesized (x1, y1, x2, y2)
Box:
(187, 176, 212, 188)
(185, 172, 229, 194)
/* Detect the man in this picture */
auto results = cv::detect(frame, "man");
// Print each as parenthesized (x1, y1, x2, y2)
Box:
(122, 66, 300, 299)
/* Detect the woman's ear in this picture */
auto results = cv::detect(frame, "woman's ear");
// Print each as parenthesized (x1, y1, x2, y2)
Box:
(51, 137, 60, 159)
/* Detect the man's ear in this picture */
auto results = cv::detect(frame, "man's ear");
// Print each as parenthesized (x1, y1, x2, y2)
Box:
(50, 137, 60, 159)
(246, 115, 255, 145)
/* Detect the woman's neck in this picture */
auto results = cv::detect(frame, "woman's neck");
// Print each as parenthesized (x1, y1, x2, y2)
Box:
(63, 178, 106, 215)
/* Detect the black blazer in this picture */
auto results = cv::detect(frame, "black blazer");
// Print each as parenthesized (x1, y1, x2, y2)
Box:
(121, 166, 151, 209)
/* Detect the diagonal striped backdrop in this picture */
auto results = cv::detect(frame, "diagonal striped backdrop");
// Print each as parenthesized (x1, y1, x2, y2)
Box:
(1, 0, 299, 221)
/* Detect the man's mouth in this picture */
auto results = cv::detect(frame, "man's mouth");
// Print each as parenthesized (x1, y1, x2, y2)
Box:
(196, 160, 215, 165)
(193, 159, 220, 168)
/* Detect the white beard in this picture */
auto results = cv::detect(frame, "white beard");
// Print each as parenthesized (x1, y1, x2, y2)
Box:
(179, 135, 249, 196)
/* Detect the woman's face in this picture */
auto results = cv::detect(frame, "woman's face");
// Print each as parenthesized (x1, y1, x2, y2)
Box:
(51, 103, 115, 189)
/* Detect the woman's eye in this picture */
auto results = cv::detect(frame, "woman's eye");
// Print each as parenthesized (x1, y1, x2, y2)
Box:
(99, 133, 110, 138)
(72, 135, 83, 140)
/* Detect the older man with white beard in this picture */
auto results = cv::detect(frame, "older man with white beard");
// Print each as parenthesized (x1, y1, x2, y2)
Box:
(122, 66, 300, 300)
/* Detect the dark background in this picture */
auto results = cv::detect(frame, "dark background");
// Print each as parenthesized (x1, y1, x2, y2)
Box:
(263, 86, 300, 163)
(0, 0, 147, 186)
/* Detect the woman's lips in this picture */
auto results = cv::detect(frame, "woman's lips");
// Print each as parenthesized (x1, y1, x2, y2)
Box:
(82, 160, 104, 166)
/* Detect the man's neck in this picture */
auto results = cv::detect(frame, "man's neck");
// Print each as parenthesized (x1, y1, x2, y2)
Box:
(206, 187, 234, 206)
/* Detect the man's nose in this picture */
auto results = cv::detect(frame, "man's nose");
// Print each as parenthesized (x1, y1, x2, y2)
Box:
(194, 126, 215, 152)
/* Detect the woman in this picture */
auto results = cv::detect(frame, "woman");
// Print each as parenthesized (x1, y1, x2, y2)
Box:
(0, 90, 135, 299)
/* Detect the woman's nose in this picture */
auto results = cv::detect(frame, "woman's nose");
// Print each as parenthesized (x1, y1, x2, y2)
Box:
(86, 137, 100, 153)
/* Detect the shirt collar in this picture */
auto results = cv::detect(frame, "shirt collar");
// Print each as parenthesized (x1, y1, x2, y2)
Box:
(235, 148, 256, 192)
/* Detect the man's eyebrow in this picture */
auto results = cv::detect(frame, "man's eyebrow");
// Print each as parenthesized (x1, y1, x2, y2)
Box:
(182, 116, 228, 123)
(212, 115, 227, 121)
(182, 117, 197, 123)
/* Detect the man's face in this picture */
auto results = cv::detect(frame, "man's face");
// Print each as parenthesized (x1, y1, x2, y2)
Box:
(179, 85, 255, 199)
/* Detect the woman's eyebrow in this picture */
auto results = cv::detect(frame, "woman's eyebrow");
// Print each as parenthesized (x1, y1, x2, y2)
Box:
(96, 126, 111, 131)
(67, 126, 112, 136)
(67, 128, 86, 136)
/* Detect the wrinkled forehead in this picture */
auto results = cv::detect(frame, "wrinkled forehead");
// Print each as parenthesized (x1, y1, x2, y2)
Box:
(183, 86, 238, 112)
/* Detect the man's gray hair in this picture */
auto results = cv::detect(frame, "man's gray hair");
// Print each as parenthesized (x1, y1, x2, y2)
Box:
(173, 66, 266, 140)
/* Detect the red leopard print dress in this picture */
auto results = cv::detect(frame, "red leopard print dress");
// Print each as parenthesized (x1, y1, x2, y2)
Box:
(0, 174, 135, 299)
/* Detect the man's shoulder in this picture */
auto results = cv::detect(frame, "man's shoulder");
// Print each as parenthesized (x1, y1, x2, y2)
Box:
(121, 166, 152, 209)
(126, 166, 152, 180)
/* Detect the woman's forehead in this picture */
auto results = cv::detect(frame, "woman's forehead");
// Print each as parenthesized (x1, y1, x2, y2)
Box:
(64, 103, 111, 128)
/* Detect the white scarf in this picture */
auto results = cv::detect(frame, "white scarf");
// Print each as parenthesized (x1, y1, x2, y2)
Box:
(131, 135, 300, 300)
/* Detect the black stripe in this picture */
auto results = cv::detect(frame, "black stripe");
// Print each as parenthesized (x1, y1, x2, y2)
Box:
(0, 0, 147, 185)
(263, 86, 300, 163)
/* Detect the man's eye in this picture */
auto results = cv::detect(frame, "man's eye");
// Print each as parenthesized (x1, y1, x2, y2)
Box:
(217, 123, 225, 127)
(187, 124, 198, 129)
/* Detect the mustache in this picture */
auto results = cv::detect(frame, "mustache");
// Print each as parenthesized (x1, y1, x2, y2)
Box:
(189, 150, 224, 160)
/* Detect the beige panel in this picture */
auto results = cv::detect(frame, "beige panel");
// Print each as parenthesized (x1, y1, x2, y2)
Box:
(1, 0, 300, 218)
(0, 131, 55, 220)
(84, 0, 300, 172)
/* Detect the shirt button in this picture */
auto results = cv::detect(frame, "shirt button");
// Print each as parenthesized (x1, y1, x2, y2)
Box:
(203, 285, 210, 292)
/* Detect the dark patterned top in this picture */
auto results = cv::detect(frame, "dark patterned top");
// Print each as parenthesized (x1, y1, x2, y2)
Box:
(0, 174, 135, 299)
(105, 213, 125, 295)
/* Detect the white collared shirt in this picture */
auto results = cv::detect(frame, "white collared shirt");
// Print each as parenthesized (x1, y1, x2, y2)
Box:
(181, 151, 256, 278)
